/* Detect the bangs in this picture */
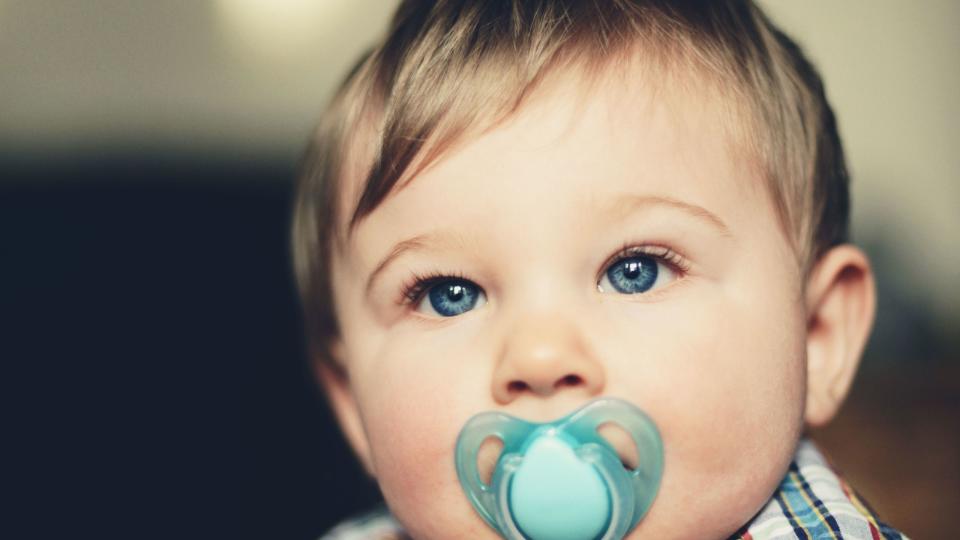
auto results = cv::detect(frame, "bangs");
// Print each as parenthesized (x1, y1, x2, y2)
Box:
(338, 1, 762, 245)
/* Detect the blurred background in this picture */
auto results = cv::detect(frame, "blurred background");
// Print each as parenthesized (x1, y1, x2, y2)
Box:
(3, 1, 956, 538)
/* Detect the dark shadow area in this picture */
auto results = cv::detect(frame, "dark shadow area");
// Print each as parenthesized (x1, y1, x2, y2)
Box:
(3, 152, 381, 540)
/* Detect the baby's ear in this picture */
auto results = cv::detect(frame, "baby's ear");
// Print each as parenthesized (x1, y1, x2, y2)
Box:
(803, 245, 876, 427)
(315, 339, 376, 476)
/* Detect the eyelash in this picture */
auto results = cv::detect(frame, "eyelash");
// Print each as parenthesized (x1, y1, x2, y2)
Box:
(395, 243, 691, 308)
(397, 269, 471, 307)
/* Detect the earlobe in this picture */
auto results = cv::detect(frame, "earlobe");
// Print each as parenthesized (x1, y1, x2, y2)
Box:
(803, 245, 876, 427)
(315, 340, 376, 476)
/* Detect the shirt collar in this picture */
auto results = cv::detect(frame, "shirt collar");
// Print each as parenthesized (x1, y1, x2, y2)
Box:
(731, 438, 906, 540)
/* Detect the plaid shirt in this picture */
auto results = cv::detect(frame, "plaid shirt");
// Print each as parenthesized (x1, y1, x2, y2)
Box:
(322, 439, 906, 540)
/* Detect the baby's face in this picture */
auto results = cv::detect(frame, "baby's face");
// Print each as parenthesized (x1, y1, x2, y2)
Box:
(327, 70, 808, 539)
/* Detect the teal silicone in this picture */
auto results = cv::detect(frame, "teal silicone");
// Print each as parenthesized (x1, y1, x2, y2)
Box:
(455, 398, 663, 540)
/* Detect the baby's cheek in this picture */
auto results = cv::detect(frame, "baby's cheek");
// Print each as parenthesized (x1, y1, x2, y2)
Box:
(363, 380, 456, 479)
(358, 361, 496, 539)
(670, 284, 804, 447)
(613, 283, 805, 537)
(368, 421, 498, 540)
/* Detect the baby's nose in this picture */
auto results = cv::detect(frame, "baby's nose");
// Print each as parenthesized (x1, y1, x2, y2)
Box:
(491, 314, 605, 404)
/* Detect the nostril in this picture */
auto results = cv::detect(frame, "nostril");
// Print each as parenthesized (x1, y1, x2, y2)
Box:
(505, 375, 583, 397)
(508, 380, 529, 394)
(556, 374, 583, 388)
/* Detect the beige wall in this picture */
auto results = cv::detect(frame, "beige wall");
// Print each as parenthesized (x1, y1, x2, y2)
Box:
(2, 1, 957, 333)
(759, 0, 960, 339)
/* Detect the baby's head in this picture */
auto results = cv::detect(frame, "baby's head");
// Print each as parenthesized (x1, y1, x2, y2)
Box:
(291, 1, 876, 538)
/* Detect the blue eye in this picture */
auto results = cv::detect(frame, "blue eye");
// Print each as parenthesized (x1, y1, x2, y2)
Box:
(415, 279, 485, 317)
(401, 248, 682, 318)
(598, 253, 676, 295)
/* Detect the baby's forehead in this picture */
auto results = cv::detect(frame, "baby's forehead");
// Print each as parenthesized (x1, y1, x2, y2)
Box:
(336, 60, 756, 248)
(337, 68, 771, 270)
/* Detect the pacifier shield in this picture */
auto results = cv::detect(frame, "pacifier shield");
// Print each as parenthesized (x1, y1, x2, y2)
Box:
(455, 398, 663, 540)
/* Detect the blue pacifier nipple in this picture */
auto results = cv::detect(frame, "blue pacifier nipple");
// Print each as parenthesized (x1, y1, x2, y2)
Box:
(455, 398, 663, 540)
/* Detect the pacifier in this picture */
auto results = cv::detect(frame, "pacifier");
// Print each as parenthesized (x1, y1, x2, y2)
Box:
(455, 398, 663, 540)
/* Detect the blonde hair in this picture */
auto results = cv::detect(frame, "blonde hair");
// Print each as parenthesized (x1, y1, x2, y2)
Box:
(292, 0, 850, 362)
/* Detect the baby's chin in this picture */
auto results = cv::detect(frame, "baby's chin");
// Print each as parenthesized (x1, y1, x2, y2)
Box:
(383, 486, 501, 540)
(380, 467, 775, 540)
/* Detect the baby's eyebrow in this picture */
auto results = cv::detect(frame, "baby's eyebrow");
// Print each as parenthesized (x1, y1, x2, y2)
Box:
(365, 230, 476, 298)
(603, 194, 731, 237)
(364, 194, 730, 297)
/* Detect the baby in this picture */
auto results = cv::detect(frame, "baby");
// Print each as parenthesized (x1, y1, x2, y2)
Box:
(291, 1, 906, 539)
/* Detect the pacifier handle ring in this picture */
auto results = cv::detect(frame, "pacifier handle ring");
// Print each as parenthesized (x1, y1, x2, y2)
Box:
(495, 457, 528, 540)
(573, 443, 632, 540)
